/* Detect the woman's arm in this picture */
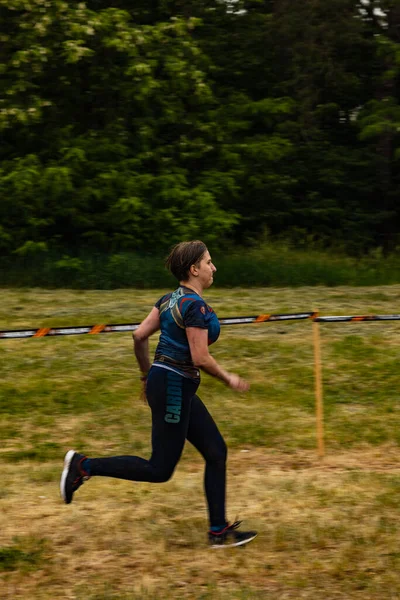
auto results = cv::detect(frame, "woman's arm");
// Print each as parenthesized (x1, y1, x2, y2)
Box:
(186, 327, 249, 391)
(133, 307, 160, 376)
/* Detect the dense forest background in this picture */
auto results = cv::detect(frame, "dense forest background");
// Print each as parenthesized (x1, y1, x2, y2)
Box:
(1, 0, 400, 284)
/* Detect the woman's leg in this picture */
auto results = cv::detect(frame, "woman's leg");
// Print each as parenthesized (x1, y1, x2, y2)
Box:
(88, 368, 198, 482)
(186, 395, 227, 528)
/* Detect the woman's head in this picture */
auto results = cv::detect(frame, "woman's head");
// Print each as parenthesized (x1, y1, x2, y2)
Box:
(165, 240, 208, 281)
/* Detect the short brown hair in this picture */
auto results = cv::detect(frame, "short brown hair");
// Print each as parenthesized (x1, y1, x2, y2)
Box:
(165, 240, 207, 281)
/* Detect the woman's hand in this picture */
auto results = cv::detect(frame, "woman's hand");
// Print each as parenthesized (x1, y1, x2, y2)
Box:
(226, 373, 250, 392)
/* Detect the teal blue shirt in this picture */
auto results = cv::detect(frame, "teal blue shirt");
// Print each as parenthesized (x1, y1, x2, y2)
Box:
(153, 286, 220, 379)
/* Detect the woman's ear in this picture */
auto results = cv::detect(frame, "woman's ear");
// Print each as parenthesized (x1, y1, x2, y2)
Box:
(189, 264, 199, 277)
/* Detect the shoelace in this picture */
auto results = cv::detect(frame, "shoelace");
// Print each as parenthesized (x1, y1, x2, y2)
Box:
(73, 458, 90, 485)
(209, 520, 242, 536)
(227, 521, 242, 531)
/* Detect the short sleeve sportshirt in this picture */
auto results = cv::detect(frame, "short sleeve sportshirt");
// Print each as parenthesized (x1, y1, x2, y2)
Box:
(153, 286, 220, 379)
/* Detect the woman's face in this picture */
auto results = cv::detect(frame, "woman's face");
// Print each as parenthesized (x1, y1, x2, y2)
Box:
(196, 250, 217, 289)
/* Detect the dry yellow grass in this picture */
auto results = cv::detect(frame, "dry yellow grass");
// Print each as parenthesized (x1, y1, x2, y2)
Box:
(1, 286, 400, 599)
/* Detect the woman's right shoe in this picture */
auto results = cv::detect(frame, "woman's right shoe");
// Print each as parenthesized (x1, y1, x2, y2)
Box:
(208, 521, 257, 548)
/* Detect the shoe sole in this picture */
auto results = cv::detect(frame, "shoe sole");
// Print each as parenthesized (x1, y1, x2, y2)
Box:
(210, 533, 258, 548)
(60, 449, 76, 504)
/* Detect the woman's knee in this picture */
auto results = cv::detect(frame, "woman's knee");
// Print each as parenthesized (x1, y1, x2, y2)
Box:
(150, 465, 175, 483)
(219, 438, 228, 464)
(207, 437, 227, 466)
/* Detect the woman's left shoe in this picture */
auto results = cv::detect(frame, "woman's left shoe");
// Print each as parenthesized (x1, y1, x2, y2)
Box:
(60, 450, 90, 504)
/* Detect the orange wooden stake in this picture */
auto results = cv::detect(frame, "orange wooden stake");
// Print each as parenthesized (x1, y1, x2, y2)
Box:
(313, 311, 325, 458)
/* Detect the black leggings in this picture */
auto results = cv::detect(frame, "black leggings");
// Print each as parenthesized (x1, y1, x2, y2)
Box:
(89, 366, 227, 527)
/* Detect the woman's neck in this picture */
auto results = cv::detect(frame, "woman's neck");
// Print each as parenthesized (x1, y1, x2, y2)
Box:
(180, 281, 203, 297)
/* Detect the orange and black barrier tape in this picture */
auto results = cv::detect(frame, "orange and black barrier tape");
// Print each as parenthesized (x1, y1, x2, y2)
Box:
(0, 312, 317, 340)
(314, 314, 400, 322)
(2, 312, 400, 340)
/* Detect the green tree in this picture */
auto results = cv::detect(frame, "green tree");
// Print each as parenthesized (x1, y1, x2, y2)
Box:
(0, 2, 237, 253)
(357, 0, 400, 251)
(1, 0, 400, 259)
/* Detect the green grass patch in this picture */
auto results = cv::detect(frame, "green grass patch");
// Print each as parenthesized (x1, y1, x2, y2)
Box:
(0, 537, 49, 572)
(1, 286, 400, 599)
(3, 244, 400, 288)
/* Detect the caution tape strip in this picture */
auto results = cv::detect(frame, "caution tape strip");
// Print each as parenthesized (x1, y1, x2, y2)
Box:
(220, 312, 317, 325)
(0, 312, 317, 340)
(314, 315, 400, 322)
(3, 312, 400, 340)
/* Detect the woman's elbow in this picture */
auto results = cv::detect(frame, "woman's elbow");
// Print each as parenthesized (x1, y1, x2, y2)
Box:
(192, 354, 209, 368)
(133, 330, 147, 343)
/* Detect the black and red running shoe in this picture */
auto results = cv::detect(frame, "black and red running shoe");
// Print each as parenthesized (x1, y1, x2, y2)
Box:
(60, 450, 90, 504)
(208, 521, 257, 548)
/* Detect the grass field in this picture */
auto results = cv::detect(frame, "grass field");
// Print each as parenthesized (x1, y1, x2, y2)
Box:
(1, 286, 400, 599)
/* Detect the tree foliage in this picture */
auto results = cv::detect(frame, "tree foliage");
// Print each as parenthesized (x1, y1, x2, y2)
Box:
(0, 0, 399, 256)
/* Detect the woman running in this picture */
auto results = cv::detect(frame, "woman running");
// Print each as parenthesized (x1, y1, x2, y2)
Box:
(61, 240, 257, 548)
